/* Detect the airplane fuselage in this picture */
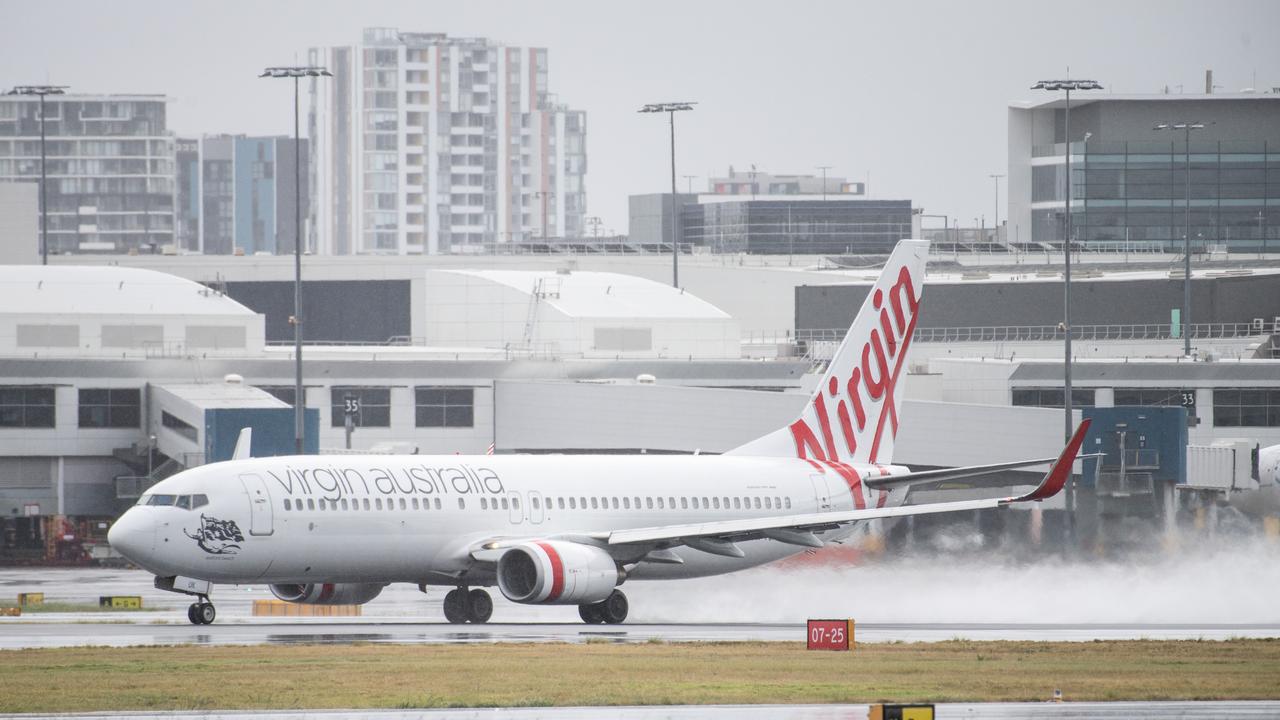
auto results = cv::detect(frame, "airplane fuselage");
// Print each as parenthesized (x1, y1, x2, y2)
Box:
(110, 453, 909, 588)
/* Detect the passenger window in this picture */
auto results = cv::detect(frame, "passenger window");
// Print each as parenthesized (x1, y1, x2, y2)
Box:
(532, 497, 540, 509)
(753, 497, 761, 509)
(784, 497, 792, 509)
(363, 498, 371, 511)
(412, 498, 419, 510)
(691, 497, 700, 510)
(569, 497, 576, 509)
(580, 496, 587, 508)
(387, 500, 395, 512)
(611, 497, 619, 510)
(622, 497, 630, 510)
(558, 498, 565, 510)
(176, 495, 192, 510)
(338, 499, 346, 510)
(713, 497, 721, 509)
(375, 498, 383, 510)
(590, 498, 598, 510)
(723, 497, 730, 509)
(501, 497, 509, 510)
(733, 498, 741, 510)
(284, 498, 292, 511)
(307, 499, 315, 511)
(646, 497, 653, 510)
(435, 498, 442, 510)
(513, 498, 520, 510)
(681, 497, 689, 509)
(481, 497, 488, 510)
(399, 498, 407, 510)
(702, 497, 710, 508)
(633, 496, 641, 508)
(457, 498, 465, 510)
(318, 500, 326, 512)
(656, 497, 664, 509)
(765, 497, 773, 509)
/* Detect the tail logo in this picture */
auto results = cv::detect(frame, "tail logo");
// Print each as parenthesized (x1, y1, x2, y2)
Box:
(789, 264, 920, 466)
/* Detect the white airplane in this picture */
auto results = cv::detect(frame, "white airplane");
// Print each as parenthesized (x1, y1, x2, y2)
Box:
(108, 239, 1091, 626)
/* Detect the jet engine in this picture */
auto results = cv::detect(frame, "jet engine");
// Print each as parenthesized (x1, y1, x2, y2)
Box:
(269, 582, 385, 605)
(497, 541, 623, 605)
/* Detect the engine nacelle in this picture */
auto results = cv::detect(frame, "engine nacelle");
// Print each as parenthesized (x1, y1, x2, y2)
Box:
(497, 541, 623, 605)
(269, 582, 385, 605)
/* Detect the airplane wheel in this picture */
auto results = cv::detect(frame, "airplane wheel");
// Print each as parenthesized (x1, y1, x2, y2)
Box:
(578, 602, 604, 624)
(600, 590, 628, 625)
(443, 588, 468, 624)
(466, 589, 493, 624)
(187, 603, 200, 625)
(198, 602, 216, 625)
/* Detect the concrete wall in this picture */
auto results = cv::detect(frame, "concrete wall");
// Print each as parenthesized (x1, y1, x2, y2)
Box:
(797, 274, 1280, 331)
(0, 182, 38, 264)
(225, 280, 412, 344)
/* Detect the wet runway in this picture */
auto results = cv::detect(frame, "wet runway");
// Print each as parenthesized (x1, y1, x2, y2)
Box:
(3, 703, 1280, 719)
(4, 567, 1280, 648)
(6, 618, 1280, 649)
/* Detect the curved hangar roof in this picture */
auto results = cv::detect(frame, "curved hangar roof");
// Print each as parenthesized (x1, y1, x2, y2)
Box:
(0, 265, 256, 317)
(442, 269, 732, 320)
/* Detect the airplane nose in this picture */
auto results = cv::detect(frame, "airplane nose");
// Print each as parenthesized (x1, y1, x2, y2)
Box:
(107, 510, 151, 565)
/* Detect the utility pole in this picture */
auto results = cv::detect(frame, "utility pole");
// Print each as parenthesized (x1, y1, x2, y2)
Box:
(816, 165, 832, 201)
(639, 102, 696, 287)
(261, 66, 332, 455)
(989, 174, 1004, 244)
(6, 85, 68, 264)
(1155, 121, 1206, 358)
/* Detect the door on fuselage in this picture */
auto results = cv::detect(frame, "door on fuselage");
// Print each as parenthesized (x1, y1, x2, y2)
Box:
(508, 492, 524, 525)
(238, 473, 274, 536)
(809, 473, 838, 512)
(528, 491, 545, 524)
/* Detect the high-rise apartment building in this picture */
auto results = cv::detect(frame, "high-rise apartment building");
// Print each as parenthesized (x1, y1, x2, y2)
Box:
(173, 135, 308, 255)
(308, 28, 587, 255)
(0, 94, 175, 254)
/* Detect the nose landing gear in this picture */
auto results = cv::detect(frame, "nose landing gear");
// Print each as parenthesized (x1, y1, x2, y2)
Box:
(186, 596, 216, 625)
(443, 587, 492, 624)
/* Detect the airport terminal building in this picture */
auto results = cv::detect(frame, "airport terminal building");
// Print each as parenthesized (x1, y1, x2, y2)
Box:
(3, 249, 1279, 561)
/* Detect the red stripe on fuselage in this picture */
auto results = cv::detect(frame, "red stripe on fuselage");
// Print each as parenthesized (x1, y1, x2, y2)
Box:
(868, 304, 920, 463)
(821, 460, 866, 510)
(535, 541, 565, 602)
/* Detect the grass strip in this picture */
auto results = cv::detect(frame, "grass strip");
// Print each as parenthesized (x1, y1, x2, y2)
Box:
(1, 639, 1278, 712)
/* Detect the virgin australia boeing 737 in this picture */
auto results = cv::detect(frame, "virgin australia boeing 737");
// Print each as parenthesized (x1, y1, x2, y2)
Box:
(108, 240, 1091, 625)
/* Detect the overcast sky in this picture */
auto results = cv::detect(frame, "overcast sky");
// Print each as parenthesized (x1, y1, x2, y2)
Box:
(4, 0, 1278, 234)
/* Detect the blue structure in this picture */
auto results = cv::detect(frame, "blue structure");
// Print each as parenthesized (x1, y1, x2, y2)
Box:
(204, 408, 319, 463)
(1081, 406, 1188, 487)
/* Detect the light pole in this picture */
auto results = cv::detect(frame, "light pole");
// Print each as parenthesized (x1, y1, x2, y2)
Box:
(7, 85, 68, 264)
(261, 66, 331, 455)
(533, 190, 551, 245)
(1032, 78, 1102, 547)
(639, 102, 695, 287)
(989, 174, 1004, 244)
(682, 175, 697, 194)
(1031, 79, 1101, 441)
(1155, 121, 1205, 358)
(816, 165, 832, 201)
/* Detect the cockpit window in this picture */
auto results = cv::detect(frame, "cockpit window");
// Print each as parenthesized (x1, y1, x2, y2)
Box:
(191, 494, 209, 509)
(147, 494, 177, 506)
(176, 495, 192, 510)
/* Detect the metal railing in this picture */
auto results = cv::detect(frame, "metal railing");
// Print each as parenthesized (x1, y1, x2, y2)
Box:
(797, 321, 1274, 345)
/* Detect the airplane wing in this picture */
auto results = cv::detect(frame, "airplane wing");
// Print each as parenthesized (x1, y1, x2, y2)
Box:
(470, 420, 1090, 563)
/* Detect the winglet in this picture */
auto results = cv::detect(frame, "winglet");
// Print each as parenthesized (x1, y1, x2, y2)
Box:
(1005, 419, 1092, 503)
(231, 427, 253, 461)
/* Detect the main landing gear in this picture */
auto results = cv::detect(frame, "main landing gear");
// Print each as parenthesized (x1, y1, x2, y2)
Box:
(443, 587, 493, 624)
(578, 589, 628, 625)
(186, 597, 216, 625)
